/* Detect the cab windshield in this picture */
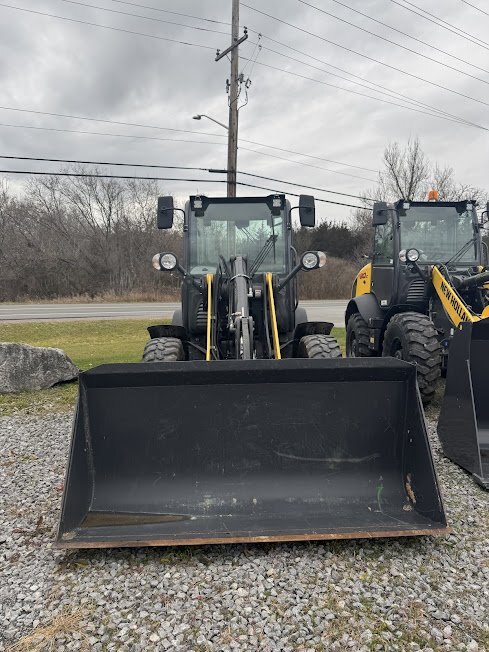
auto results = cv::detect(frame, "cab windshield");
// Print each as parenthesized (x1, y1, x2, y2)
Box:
(189, 201, 286, 275)
(400, 205, 477, 263)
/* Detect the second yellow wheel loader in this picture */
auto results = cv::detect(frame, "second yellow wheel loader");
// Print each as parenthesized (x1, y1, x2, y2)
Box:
(55, 194, 447, 549)
(346, 198, 489, 488)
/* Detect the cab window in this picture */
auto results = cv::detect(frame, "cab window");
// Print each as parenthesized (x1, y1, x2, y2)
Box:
(374, 219, 394, 265)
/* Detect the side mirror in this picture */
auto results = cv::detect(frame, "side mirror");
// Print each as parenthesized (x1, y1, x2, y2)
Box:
(299, 195, 315, 227)
(157, 196, 174, 229)
(372, 202, 389, 226)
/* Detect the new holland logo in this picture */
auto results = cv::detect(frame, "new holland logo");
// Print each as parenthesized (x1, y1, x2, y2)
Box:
(440, 280, 468, 321)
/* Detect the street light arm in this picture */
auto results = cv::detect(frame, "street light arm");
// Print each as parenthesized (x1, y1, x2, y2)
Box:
(193, 114, 228, 130)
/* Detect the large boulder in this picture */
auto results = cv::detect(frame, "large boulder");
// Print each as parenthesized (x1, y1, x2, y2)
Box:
(0, 342, 79, 393)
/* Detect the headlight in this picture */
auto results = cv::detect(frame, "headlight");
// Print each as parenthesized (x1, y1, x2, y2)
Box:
(406, 248, 420, 263)
(399, 249, 407, 263)
(152, 252, 178, 271)
(161, 253, 178, 271)
(301, 251, 320, 270)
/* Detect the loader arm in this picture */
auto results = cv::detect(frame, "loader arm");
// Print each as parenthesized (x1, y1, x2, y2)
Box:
(431, 265, 489, 328)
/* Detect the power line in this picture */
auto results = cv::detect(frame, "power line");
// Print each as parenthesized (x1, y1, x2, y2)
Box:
(0, 3, 216, 50)
(4, 0, 487, 114)
(309, 0, 489, 75)
(389, 0, 489, 51)
(62, 0, 489, 84)
(294, 0, 489, 86)
(0, 155, 212, 171)
(109, 0, 230, 25)
(244, 59, 489, 131)
(0, 122, 377, 182)
(237, 170, 375, 201)
(241, 3, 489, 108)
(251, 44, 487, 130)
(251, 36, 485, 128)
(0, 155, 376, 201)
(0, 105, 379, 174)
(459, 0, 489, 18)
(57, 0, 230, 35)
(239, 145, 376, 181)
(0, 168, 369, 209)
(0, 106, 227, 138)
(107, 0, 489, 115)
(0, 122, 229, 145)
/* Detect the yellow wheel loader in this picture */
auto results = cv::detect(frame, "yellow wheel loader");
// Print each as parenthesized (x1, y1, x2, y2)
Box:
(346, 198, 489, 488)
(56, 194, 447, 549)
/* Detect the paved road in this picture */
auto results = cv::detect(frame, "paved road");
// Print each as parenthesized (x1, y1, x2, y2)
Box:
(0, 300, 348, 326)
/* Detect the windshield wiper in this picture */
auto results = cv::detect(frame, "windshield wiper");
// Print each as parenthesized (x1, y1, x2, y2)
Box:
(249, 234, 278, 277)
(445, 235, 478, 267)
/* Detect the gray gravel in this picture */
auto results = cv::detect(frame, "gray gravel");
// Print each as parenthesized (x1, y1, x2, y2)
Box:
(1, 413, 488, 652)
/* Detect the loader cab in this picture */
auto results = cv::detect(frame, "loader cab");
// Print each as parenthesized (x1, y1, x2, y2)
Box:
(184, 194, 290, 276)
(371, 200, 481, 309)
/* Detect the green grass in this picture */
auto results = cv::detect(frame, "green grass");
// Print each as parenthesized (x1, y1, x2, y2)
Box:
(0, 319, 156, 415)
(0, 320, 346, 416)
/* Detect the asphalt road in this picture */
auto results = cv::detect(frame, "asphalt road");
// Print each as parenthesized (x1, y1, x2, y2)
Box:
(0, 300, 348, 326)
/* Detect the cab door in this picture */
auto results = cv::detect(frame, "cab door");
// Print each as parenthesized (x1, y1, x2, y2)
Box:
(371, 216, 395, 308)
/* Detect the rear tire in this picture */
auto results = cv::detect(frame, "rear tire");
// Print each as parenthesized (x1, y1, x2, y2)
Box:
(346, 313, 373, 357)
(297, 334, 342, 359)
(382, 312, 441, 404)
(142, 337, 184, 362)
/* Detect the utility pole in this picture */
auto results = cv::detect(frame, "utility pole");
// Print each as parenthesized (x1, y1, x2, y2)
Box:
(215, 1, 247, 197)
(227, 0, 239, 197)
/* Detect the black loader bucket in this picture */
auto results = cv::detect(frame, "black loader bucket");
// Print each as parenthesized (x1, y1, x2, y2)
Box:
(438, 320, 489, 488)
(56, 358, 448, 549)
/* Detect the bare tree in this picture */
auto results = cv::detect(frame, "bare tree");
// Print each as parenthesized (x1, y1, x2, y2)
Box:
(379, 138, 430, 200)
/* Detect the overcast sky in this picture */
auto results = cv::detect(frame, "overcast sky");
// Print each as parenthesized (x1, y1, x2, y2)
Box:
(0, 0, 488, 222)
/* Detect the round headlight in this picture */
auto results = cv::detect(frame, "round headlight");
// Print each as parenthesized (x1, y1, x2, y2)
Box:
(302, 252, 319, 270)
(160, 253, 178, 271)
(406, 248, 420, 263)
(152, 253, 162, 271)
(399, 249, 407, 263)
(317, 251, 327, 268)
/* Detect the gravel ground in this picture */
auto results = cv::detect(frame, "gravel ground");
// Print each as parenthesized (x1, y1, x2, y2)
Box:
(1, 413, 488, 652)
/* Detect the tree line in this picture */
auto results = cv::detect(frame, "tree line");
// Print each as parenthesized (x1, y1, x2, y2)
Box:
(0, 139, 486, 301)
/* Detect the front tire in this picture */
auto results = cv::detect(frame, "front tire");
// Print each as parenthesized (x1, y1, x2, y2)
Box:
(297, 334, 342, 359)
(382, 312, 441, 404)
(142, 337, 184, 362)
(346, 313, 373, 357)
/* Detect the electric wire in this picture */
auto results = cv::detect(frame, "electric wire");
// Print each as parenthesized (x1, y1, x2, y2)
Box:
(3, 2, 486, 132)
(57, 0, 230, 35)
(294, 0, 489, 86)
(306, 0, 489, 75)
(459, 0, 489, 18)
(0, 3, 217, 50)
(0, 122, 377, 182)
(241, 3, 489, 107)
(0, 106, 378, 173)
(243, 59, 489, 130)
(109, 0, 230, 25)
(251, 42, 487, 130)
(245, 31, 487, 128)
(390, 0, 489, 51)
(0, 168, 370, 209)
(62, 0, 489, 105)
(0, 155, 376, 201)
(3, 1, 487, 113)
